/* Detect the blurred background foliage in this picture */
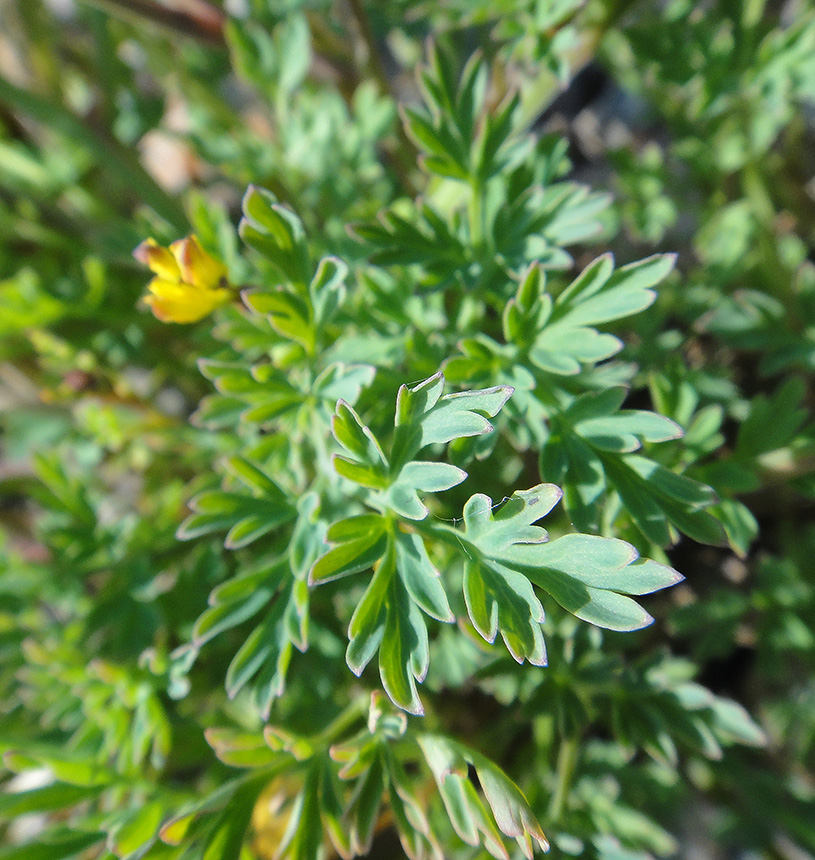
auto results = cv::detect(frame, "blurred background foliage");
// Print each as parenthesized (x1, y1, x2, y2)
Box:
(0, 0, 814, 858)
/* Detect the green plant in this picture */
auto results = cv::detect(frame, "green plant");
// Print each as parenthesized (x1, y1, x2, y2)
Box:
(1, 2, 813, 859)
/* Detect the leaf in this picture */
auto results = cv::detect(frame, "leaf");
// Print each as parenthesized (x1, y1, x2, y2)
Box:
(379, 574, 429, 715)
(393, 530, 454, 622)
(555, 253, 675, 325)
(107, 801, 163, 857)
(243, 289, 314, 350)
(196, 359, 305, 428)
(177, 459, 295, 549)
(193, 563, 283, 646)
(222, 567, 307, 713)
(331, 375, 511, 521)
(539, 387, 724, 546)
(0, 830, 104, 860)
(332, 400, 388, 466)
(330, 526, 455, 713)
(463, 558, 547, 664)
(736, 376, 809, 457)
(418, 735, 548, 858)
(390, 372, 513, 469)
(708, 697, 767, 747)
(441, 485, 682, 635)
(514, 254, 675, 374)
(384, 460, 468, 520)
(313, 363, 375, 405)
(309, 519, 388, 584)
(159, 774, 263, 846)
(345, 751, 387, 854)
(604, 455, 726, 547)
(205, 729, 279, 768)
(346, 547, 392, 676)
(240, 185, 310, 286)
(466, 747, 549, 858)
(0, 784, 102, 817)
(3, 751, 114, 788)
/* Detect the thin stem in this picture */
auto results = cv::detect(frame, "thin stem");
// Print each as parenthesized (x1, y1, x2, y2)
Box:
(0, 74, 187, 231)
(344, 0, 419, 196)
(468, 178, 485, 250)
(77, 0, 226, 45)
(317, 697, 368, 745)
(548, 735, 579, 824)
(346, 0, 392, 100)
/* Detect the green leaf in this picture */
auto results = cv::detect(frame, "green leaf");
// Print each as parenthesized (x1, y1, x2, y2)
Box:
(312, 362, 375, 405)
(333, 455, 389, 490)
(0, 830, 104, 860)
(178, 467, 295, 549)
(243, 289, 314, 350)
(393, 530, 454, 622)
(379, 574, 428, 715)
(309, 525, 388, 584)
(3, 751, 113, 787)
(205, 728, 279, 768)
(555, 253, 675, 325)
(518, 254, 675, 374)
(736, 376, 809, 457)
(240, 185, 310, 286)
(384, 460, 468, 520)
(446, 485, 681, 634)
(391, 372, 512, 468)
(346, 547, 392, 676)
(463, 558, 547, 664)
(193, 563, 283, 646)
(332, 400, 387, 465)
(107, 801, 163, 857)
(709, 697, 767, 747)
(345, 751, 387, 854)
(418, 735, 548, 858)
(0, 784, 101, 817)
(222, 573, 306, 713)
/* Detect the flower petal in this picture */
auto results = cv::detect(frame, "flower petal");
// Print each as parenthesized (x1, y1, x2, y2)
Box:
(133, 238, 181, 281)
(170, 236, 228, 290)
(144, 279, 231, 323)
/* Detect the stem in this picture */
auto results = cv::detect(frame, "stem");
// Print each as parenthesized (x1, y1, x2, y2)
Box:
(548, 735, 579, 824)
(0, 74, 187, 231)
(77, 0, 226, 45)
(317, 697, 368, 745)
(740, 144, 800, 325)
(344, 0, 419, 196)
(469, 178, 486, 250)
(346, 0, 392, 100)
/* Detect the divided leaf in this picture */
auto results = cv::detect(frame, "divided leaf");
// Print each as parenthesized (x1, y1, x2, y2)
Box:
(240, 185, 310, 286)
(177, 456, 295, 549)
(541, 386, 723, 543)
(418, 735, 548, 860)
(314, 525, 455, 716)
(432, 486, 683, 652)
(331, 373, 512, 520)
(506, 254, 675, 375)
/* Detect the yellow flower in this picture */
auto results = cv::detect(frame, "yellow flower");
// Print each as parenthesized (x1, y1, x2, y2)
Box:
(134, 235, 232, 323)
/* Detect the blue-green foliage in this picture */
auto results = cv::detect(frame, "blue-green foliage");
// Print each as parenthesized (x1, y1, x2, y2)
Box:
(1, 3, 813, 860)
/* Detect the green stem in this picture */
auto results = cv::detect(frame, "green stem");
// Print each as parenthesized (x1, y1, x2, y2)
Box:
(469, 178, 486, 250)
(741, 153, 800, 325)
(316, 697, 368, 745)
(77, 0, 226, 44)
(345, 0, 419, 196)
(0, 74, 187, 231)
(548, 735, 579, 824)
